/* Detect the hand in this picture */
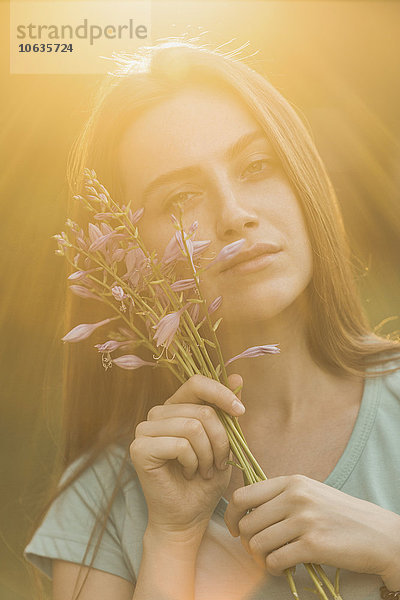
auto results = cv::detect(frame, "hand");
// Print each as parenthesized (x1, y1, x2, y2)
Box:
(224, 474, 400, 578)
(130, 373, 244, 541)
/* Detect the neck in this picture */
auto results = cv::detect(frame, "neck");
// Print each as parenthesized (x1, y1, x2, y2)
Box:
(219, 306, 362, 428)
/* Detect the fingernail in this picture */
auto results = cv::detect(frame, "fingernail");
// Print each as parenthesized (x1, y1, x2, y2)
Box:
(206, 467, 214, 479)
(232, 399, 245, 415)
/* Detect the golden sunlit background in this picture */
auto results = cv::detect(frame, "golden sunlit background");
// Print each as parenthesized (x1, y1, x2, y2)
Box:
(1, 1, 400, 598)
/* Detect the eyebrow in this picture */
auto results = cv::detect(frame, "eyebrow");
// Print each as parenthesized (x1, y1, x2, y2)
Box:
(141, 129, 269, 203)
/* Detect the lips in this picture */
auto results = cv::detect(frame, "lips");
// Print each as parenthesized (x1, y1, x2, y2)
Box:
(219, 242, 282, 273)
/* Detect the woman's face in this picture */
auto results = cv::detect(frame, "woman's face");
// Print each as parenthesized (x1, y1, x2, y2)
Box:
(118, 85, 313, 326)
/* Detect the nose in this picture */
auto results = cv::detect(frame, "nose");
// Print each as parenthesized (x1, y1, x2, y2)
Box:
(214, 177, 259, 240)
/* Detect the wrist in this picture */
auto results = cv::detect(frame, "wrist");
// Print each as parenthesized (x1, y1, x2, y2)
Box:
(136, 525, 204, 600)
(144, 522, 206, 554)
(380, 514, 400, 591)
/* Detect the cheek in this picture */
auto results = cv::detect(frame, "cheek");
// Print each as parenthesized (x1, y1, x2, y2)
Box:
(138, 218, 174, 258)
(277, 196, 312, 261)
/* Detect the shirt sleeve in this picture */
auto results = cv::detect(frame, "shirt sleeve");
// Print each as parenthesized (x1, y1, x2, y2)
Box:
(24, 447, 134, 583)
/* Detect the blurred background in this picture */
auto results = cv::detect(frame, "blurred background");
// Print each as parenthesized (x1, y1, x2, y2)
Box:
(1, 1, 399, 598)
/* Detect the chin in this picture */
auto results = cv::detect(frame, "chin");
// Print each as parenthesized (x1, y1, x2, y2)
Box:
(220, 284, 310, 328)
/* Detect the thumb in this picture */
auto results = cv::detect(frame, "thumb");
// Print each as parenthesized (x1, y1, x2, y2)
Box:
(227, 374, 243, 402)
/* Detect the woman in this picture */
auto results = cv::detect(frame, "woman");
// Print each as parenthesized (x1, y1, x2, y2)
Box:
(24, 40, 400, 600)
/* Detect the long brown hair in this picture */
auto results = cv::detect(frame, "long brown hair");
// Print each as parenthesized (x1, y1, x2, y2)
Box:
(29, 39, 400, 598)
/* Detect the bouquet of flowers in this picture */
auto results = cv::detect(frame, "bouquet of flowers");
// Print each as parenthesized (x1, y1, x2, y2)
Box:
(54, 168, 343, 600)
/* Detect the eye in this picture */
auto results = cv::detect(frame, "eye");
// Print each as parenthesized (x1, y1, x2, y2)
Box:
(165, 190, 202, 208)
(241, 159, 270, 178)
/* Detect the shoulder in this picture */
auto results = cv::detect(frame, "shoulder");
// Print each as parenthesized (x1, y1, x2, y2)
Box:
(381, 364, 400, 401)
(369, 352, 400, 400)
(24, 443, 139, 583)
(365, 355, 400, 434)
(58, 443, 137, 511)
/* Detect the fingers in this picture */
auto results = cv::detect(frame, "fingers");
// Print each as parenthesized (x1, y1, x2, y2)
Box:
(164, 374, 245, 417)
(265, 540, 311, 576)
(135, 417, 215, 479)
(226, 373, 243, 401)
(147, 403, 230, 471)
(245, 518, 301, 568)
(230, 493, 289, 546)
(132, 374, 243, 482)
(224, 478, 289, 535)
(130, 436, 198, 480)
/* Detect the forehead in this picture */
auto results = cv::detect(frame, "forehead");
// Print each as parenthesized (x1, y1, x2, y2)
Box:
(118, 86, 269, 191)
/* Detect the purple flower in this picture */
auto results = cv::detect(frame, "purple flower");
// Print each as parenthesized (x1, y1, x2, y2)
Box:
(170, 278, 196, 292)
(69, 285, 99, 300)
(112, 354, 155, 370)
(53, 233, 69, 249)
(208, 296, 222, 314)
(88, 223, 103, 243)
(125, 247, 146, 272)
(162, 234, 181, 264)
(111, 286, 127, 302)
(225, 344, 280, 366)
(94, 213, 114, 220)
(206, 239, 246, 270)
(170, 214, 179, 227)
(193, 240, 211, 257)
(68, 270, 100, 281)
(188, 302, 200, 324)
(127, 207, 144, 225)
(152, 306, 186, 349)
(88, 231, 123, 253)
(66, 218, 79, 232)
(76, 231, 88, 250)
(68, 270, 88, 281)
(162, 234, 211, 265)
(124, 248, 146, 287)
(100, 222, 113, 235)
(62, 317, 119, 343)
(188, 220, 198, 235)
(176, 230, 194, 263)
(95, 340, 131, 353)
(111, 248, 126, 263)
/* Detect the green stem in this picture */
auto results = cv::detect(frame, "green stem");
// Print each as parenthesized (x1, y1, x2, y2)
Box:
(224, 417, 266, 480)
(174, 212, 230, 386)
(220, 415, 256, 483)
(313, 565, 343, 600)
(64, 254, 185, 383)
(73, 195, 342, 600)
(285, 569, 300, 599)
(335, 569, 341, 596)
(304, 564, 330, 600)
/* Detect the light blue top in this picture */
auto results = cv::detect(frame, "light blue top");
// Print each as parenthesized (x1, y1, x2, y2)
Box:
(24, 363, 400, 599)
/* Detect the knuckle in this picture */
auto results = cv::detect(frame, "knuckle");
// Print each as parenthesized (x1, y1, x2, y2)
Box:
(265, 552, 281, 576)
(185, 418, 203, 436)
(296, 509, 314, 529)
(189, 373, 203, 393)
(176, 437, 190, 452)
(237, 515, 250, 538)
(289, 474, 309, 502)
(303, 531, 318, 553)
(248, 534, 262, 556)
(129, 438, 145, 461)
(147, 405, 161, 420)
(134, 421, 146, 438)
(198, 405, 214, 420)
(215, 430, 229, 451)
(232, 487, 247, 508)
(290, 473, 307, 488)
